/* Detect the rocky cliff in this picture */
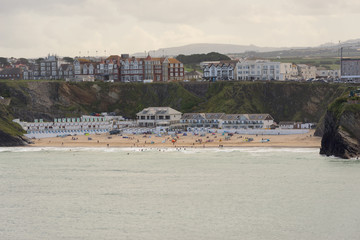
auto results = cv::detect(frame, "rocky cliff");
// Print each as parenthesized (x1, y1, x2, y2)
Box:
(320, 97, 360, 159)
(0, 103, 28, 146)
(0, 81, 351, 122)
(0, 80, 355, 146)
(0, 130, 29, 147)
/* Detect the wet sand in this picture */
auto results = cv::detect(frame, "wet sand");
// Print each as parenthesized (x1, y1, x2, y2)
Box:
(30, 130, 321, 148)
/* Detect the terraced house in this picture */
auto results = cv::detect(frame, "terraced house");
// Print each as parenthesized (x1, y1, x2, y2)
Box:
(203, 62, 235, 81)
(120, 56, 144, 82)
(180, 113, 274, 130)
(220, 114, 274, 129)
(0, 68, 22, 79)
(39, 55, 62, 79)
(73, 58, 96, 81)
(97, 55, 121, 81)
(180, 113, 225, 129)
(162, 58, 185, 81)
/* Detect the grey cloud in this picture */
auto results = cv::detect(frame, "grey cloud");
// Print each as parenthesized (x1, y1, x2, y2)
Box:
(0, 0, 360, 57)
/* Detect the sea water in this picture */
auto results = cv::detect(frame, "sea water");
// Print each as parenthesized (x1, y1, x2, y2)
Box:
(1, 147, 360, 240)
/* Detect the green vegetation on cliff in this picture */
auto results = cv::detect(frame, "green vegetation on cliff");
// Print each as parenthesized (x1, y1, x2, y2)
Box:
(0, 80, 356, 125)
(328, 95, 360, 119)
(201, 81, 350, 122)
(0, 104, 25, 137)
(320, 93, 360, 158)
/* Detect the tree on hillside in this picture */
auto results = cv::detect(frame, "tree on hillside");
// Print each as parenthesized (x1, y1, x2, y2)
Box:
(176, 52, 231, 65)
(17, 58, 29, 65)
(63, 57, 74, 63)
(0, 57, 9, 67)
(35, 58, 44, 64)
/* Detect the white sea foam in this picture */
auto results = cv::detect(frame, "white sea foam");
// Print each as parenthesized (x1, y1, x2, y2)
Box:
(0, 146, 319, 154)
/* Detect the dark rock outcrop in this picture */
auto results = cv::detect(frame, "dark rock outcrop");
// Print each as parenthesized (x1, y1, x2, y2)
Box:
(320, 100, 360, 159)
(0, 130, 29, 147)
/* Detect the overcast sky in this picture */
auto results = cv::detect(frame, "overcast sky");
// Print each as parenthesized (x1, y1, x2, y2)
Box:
(1, 0, 359, 58)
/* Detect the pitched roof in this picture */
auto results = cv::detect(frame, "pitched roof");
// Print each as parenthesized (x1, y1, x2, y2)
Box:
(221, 114, 248, 121)
(0, 68, 22, 75)
(76, 58, 91, 63)
(167, 58, 182, 64)
(137, 107, 182, 116)
(221, 114, 273, 121)
(181, 113, 225, 120)
(59, 64, 70, 71)
(247, 114, 274, 121)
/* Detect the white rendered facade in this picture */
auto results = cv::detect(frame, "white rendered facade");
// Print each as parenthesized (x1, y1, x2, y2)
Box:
(316, 69, 340, 79)
(136, 107, 182, 127)
(236, 60, 284, 81)
(14, 115, 132, 138)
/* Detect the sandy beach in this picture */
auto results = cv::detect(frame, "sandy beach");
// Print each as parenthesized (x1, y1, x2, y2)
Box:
(30, 130, 321, 148)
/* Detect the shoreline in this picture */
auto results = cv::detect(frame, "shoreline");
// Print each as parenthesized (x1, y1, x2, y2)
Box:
(26, 145, 320, 149)
(27, 130, 321, 149)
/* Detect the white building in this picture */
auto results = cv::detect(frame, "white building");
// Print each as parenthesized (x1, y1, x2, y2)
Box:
(136, 107, 182, 128)
(14, 114, 131, 138)
(316, 69, 340, 79)
(220, 114, 274, 129)
(280, 63, 299, 80)
(297, 64, 317, 80)
(180, 113, 274, 130)
(236, 60, 287, 81)
(180, 113, 225, 129)
(279, 121, 315, 129)
(203, 62, 235, 81)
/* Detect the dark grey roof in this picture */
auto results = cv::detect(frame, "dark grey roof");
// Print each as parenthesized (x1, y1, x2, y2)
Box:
(181, 113, 225, 120)
(0, 68, 22, 75)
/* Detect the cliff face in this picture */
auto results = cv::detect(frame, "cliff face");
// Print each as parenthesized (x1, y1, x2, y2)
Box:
(0, 81, 350, 122)
(0, 81, 355, 147)
(0, 130, 28, 147)
(320, 98, 360, 159)
(0, 103, 27, 146)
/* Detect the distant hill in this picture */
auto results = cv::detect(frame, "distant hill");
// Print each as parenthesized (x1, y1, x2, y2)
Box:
(133, 38, 360, 59)
(133, 43, 290, 57)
